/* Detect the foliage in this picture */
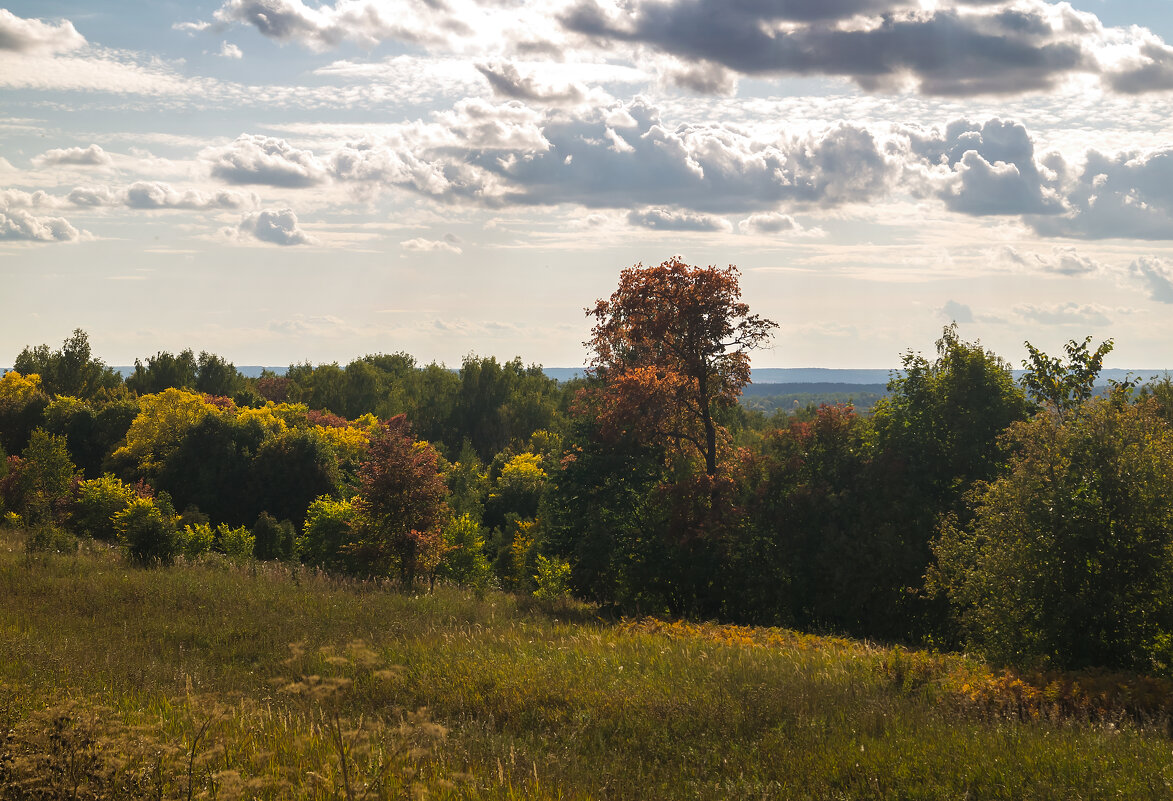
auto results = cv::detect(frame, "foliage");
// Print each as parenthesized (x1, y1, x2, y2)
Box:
(112, 388, 223, 475)
(115, 496, 178, 565)
(253, 511, 295, 562)
(348, 415, 449, 586)
(1021, 336, 1115, 422)
(179, 521, 215, 558)
(585, 258, 777, 477)
(438, 513, 492, 589)
(72, 474, 138, 541)
(5, 429, 79, 525)
(931, 395, 1173, 673)
(532, 554, 572, 602)
(215, 523, 256, 561)
(12, 329, 120, 400)
(0, 370, 50, 455)
(484, 451, 546, 531)
(298, 495, 358, 574)
(248, 429, 341, 529)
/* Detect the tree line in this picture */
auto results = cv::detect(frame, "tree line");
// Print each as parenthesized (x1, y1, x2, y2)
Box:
(4, 259, 1173, 678)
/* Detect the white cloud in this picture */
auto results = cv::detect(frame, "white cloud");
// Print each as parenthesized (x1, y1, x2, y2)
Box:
(626, 207, 732, 232)
(0, 8, 86, 55)
(218, 41, 243, 59)
(0, 207, 84, 242)
(32, 144, 112, 168)
(1014, 301, 1113, 326)
(230, 207, 316, 246)
(205, 134, 329, 188)
(401, 236, 463, 254)
(738, 211, 824, 237)
(997, 245, 1103, 276)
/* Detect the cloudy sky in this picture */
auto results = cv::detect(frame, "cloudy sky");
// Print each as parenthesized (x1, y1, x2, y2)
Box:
(4, 1, 1173, 369)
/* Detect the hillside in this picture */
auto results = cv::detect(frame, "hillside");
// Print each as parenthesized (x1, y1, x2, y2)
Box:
(2, 529, 1171, 800)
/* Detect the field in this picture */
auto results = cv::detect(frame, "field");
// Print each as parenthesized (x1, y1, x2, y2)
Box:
(2, 529, 1172, 800)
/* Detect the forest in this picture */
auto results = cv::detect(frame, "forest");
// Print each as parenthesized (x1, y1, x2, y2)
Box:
(4, 257, 1173, 680)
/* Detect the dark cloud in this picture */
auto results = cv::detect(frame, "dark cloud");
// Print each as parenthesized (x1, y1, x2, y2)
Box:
(561, 0, 1097, 96)
(1130, 257, 1173, 303)
(475, 62, 586, 104)
(1029, 147, 1173, 240)
(1105, 41, 1173, 94)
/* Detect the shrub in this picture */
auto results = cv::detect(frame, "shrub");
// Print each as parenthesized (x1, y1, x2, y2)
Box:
(253, 511, 295, 561)
(299, 496, 357, 573)
(533, 554, 572, 602)
(216, 523, 255, 561)
(439, 513, 492, 589)
(72, 475, 137, 541)
(179, 521, 215, 558)
(114, 496, 178, 565)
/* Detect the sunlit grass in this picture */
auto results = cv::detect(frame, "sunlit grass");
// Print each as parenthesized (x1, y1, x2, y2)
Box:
(2, 528, 1173, 799)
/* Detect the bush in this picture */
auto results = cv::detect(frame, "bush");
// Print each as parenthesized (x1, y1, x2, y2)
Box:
(253, 511, 295, 561)
(25, 524, 78, 555)
(533, 554, 572, 602)
(439, 513, 492, 589)
(299, 496, 357, 573)
(216, 524, 255, 561)
(114, 497, 178, 565)
(72, 475, 137, 541)
(179, 521, 215, 558)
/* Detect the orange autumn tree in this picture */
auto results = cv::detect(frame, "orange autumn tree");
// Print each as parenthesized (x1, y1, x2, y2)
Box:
(585, 258, 777, 478)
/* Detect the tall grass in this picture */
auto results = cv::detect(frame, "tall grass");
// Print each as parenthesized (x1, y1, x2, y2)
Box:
(2, 529, 1172, 799)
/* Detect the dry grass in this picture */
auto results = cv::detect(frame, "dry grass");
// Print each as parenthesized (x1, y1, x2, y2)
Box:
(2, 528, 1173, 799)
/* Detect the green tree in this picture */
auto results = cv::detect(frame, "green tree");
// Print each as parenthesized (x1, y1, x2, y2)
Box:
(253, 511, 295, 561)
(931, 395, 1173, 673)
(299, 496, 359, 573)
(72, 474, 138, 541)
(13, 329, 120, 399)
(125, 349, 199, 395)
(1021, 336, 1114, 422)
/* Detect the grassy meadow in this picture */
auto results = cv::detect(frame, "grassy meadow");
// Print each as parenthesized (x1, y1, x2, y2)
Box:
(2, 529, 1173, 800)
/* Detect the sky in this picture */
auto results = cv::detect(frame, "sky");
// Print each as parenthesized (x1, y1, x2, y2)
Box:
(3, 1, 1173, 370)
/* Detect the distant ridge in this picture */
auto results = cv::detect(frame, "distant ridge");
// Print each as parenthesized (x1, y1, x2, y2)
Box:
(2, 366, 1166, 385)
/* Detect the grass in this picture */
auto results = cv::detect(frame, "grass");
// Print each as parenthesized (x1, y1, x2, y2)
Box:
(2, 528, 1173, 799)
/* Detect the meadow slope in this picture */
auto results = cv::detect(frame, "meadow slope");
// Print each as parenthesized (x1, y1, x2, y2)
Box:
(1, 530, 1171, 800)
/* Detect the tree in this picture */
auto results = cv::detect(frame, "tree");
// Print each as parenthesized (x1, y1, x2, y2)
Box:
(1021, 336, 1114, 422)
(12, 329, 119, 400)
(125, 349, 198, 395)
(586, 258, 777, 478)
(349, 415, 450, 587)
(931, 395, 1173, 673)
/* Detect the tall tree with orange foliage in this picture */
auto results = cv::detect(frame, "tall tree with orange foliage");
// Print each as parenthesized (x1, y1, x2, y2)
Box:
(585, 258, 777, 478)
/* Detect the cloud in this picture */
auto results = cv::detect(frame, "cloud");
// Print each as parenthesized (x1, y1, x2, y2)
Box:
(560, 0, 1173, 97)
(475, 62, 585, 104)
(626, 207, 732, 232)
(206, 134, 329, 187)
(0, 8, 86, 54)
(0, 205, 83, 242)
(998, 245, 1102, 276)
(232, 208, 316, 245)
(942, 300, 975, 324)
(123, 181, 257, 210)
(1130, 256, 1173, 304)
(218, 41, 243, 59)
(32, 144, 112, 167)
(203, 0, 481, 52)
(481, 100, 897, 213)
(1014, 301, 1112, 326)
(1029, 146, 1173, 240)
(737, 211, 824, 237)
(401, 236, 463, 254)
